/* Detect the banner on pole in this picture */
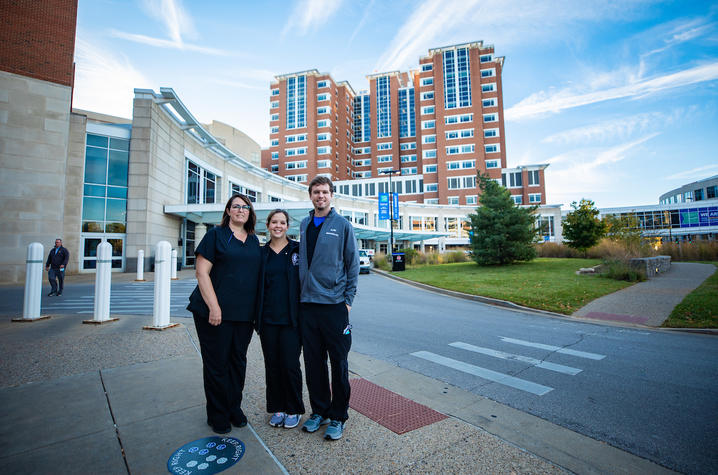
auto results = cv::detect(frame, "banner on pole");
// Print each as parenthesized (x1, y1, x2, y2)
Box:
(378, 193, 390, 220)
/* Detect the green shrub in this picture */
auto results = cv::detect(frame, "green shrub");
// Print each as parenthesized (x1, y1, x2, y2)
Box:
(599, 259, 646, 282)
(397, 248, 419, 265)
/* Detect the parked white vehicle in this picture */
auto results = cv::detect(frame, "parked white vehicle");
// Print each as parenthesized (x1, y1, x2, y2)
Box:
(358, 249, 372, 274)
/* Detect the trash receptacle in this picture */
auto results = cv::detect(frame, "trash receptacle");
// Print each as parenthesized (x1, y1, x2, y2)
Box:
(392, 252, 405, 271)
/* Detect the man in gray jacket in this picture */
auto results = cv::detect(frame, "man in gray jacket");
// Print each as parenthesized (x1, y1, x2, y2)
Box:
(298, 176, 359, 441)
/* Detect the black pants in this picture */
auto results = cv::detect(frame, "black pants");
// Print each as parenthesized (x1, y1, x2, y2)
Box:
(193, 314, 253, 429)
(48, 268, 64, 293)
(300, 302, 351, 422)
(259, 323, 305, 414)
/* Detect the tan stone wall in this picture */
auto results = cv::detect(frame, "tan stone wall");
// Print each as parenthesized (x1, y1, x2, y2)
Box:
(126, 97, 310, 270)
(0, 71, 72, 283)
(61, 112, 87, 272)
(202, 120, 261, 167)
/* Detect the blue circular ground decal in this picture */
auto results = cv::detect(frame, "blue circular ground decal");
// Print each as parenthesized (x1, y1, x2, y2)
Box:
(167, 436, 245, 474)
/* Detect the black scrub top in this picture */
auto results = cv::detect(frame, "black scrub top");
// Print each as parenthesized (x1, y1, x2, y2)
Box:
(262, 244, 290, 325)
(195, 226, 261, 322)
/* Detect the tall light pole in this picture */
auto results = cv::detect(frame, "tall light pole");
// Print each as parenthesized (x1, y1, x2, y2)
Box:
(380, 169, 400, 253)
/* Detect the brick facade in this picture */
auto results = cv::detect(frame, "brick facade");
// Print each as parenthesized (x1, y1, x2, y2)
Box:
(0, 0, 78, 88)
(263, 41, 548, 206)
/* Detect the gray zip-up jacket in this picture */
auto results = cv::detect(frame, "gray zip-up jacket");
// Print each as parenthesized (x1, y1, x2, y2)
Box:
(298, 208, 359, 306)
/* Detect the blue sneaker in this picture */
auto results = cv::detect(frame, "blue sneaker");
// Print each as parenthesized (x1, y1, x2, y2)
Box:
(283, 414, 301, 429)
(301, 413, 329, 433)
(269, 412, 285, 427)
(323, 420, 345, 440)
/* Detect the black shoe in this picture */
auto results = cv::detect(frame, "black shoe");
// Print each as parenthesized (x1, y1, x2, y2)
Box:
(56, 292, 62, 296)
(231, 411, 247, 428)
(47, 291, 56, 297)
(207, 420, 231, 434)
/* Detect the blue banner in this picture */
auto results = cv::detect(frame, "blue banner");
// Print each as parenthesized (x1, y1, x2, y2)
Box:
(378, 193, 390, 220)
(392, 192, 399, 218)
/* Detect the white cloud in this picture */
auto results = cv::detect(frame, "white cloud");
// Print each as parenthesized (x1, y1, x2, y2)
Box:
(113, 0, 232, 55)
(139, 0, 196, 43)
(542, 111, 681, 145)
(110, 30, 232, 56)
(541, 134, 659, 199)
(375, 0, 480, 73)
(347, 0, 376, 47)
(282, 0, 344, 37)
(506, 62, 718, 121)
(73, 38, 152, 118)
(667, 164, 718, 181)
(375, 0, 653, 73)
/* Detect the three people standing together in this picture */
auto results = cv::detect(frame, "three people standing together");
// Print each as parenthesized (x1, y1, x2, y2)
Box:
(189, 176, 359, 441)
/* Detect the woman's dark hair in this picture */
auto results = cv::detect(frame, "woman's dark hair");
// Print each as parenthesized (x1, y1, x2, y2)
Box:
(221, 193, 256, 233)
(266, 209, 290, 227)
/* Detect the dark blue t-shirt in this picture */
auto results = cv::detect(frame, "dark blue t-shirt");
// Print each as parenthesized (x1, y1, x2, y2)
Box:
(195, 226, 261, 322)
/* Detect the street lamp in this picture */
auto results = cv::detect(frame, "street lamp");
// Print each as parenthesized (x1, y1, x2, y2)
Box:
(380, 169, 400, 253)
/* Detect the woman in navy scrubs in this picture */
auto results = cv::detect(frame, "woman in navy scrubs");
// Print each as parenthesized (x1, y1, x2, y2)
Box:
(256, 209, 305, 429)
(190, 193, 261, 434)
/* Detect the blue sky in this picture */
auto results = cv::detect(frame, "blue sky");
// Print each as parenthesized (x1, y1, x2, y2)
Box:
(73, 0, 718, 209)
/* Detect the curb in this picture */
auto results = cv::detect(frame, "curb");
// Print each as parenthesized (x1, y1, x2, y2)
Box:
(370, 269, 718, 335)
(370, 268, 570, 319)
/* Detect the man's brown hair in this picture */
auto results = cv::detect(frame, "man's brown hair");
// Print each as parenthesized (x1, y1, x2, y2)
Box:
(307, 176, 334, 195)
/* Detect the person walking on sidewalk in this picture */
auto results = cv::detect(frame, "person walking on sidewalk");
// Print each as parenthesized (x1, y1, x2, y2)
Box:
(187, 193, 261, 434)
(298, 176, 359, 441)
(45, 238, 69, 296)
(256, 209, 305, 430)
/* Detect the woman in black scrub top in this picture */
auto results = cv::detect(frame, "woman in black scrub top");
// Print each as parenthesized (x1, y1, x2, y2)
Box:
(256, 209, 305, 429)
(191, 193, 261, 434)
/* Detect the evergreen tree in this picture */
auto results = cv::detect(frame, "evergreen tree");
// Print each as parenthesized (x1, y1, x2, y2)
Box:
(562, 199, 606, 255)
(469, 173, 539, 265)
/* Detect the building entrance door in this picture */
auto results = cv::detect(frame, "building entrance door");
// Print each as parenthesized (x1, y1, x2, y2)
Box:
(80, 234, 126, 272)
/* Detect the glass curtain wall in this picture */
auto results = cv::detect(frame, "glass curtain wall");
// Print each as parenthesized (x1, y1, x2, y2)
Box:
(81, 133, 130, 270)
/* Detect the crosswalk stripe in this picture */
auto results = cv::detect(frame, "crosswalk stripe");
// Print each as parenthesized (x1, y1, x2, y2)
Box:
(411, 350, 553, 396)
(449, 342, 582, 375)
(499, 337, 606, 360)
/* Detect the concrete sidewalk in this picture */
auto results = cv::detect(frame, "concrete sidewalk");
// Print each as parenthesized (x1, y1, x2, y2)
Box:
(0, 312, 673, 474)
(573, 262, 716, 327)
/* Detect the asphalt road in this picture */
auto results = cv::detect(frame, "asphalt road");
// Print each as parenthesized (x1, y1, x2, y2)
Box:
(3, 272, 717, 473)
(349, 274, 718, 475)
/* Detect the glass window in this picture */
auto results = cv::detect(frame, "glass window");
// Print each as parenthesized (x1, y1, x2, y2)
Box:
(376, 76, 391, 138)
(107, 150, 129, 186)
(399, 88, 415, 138)
(443, 47, 471, 109)
(82, 197, 105, 221)
(286, 75, 306, 129)
(84, 147, 107, 184)
(87, 134, 108, 147)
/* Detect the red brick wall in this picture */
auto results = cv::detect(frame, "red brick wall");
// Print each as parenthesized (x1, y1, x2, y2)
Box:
(0, 0, 78, 87)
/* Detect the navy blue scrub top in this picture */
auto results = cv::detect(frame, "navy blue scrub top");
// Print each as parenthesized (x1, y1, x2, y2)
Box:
(262, 244, 290, 326)
(195, 226, 261, 322)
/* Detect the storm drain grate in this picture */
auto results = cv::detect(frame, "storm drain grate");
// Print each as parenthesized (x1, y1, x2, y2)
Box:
(584, 312, 650, 324)
(349, 378, 447, 434)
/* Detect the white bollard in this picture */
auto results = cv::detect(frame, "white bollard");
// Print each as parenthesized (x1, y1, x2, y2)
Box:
(136, 249, 145, 281)
(144, 240, 178, 330)
(13, 242, 49, 322)
(84, 241, 118, 324)
(171, 249, 178, 280)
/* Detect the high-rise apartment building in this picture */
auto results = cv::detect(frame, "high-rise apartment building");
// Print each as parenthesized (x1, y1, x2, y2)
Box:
(263, 41, 548, 206)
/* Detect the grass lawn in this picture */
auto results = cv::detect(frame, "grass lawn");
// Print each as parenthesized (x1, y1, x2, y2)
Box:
(663, 262, 718, 328)
(392, 258, 633, 315)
